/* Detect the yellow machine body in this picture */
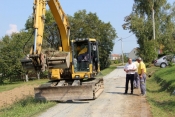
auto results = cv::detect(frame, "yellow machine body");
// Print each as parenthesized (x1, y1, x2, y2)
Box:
(21, 0, 103, 101)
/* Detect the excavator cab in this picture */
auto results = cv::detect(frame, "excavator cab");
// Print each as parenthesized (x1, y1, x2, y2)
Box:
(71, 38, 100, 79)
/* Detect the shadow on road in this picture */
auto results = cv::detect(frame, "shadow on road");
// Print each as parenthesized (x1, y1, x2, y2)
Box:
(106, 92, 140, 96)
(56, 100, 89, 104)
(116, 86, 125, 88)
(106, 92, 124, 94)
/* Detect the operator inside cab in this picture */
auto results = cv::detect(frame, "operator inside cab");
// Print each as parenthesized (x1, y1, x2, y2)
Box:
(77, 45, 89, 62)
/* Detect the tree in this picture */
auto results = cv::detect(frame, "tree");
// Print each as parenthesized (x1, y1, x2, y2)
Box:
(123, 0, 175, 62)
(68, 10, 117, 69)
(0, 31, 33, 83)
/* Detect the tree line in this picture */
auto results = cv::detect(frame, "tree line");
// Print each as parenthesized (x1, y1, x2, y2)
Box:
(0, 10, 117, 83)
(1, 0, 174, 83)
(123, 0, 175, 62)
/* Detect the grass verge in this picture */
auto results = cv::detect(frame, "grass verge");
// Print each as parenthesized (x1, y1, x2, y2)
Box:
(96, 64, 118, 78)
(101, 64, 118, 76)
(0, 79, 48, 93)
(0, 96, 57, 117)
(147, 66, 175, 117)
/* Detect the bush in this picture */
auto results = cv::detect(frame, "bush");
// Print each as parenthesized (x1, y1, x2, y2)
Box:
(168, 61, 174, 67)
(146, 63, 152, 68)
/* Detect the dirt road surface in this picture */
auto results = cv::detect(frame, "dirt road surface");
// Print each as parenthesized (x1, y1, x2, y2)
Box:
(38, 66, 152, 117)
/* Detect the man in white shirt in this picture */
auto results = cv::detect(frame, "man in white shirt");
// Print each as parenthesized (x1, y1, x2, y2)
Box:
(124, 58, 137, 94)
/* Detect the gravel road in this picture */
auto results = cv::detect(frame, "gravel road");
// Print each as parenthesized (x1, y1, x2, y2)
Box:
(38, 66, 152, 117)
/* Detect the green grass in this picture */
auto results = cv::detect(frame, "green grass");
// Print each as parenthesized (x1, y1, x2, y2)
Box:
(96, 64, 118, 78)
(101, 64, 117, 75)
(0, 96, 57, 117)
(0, 79, 48, 92)
(147, 66, 175, 117)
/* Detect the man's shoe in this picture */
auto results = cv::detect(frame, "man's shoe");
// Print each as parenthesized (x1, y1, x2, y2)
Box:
(123, 92, 127, 94)
(130, 92, 133, 94)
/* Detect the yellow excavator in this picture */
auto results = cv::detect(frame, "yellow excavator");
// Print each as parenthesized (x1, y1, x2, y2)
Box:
(21, 0, 104, 101)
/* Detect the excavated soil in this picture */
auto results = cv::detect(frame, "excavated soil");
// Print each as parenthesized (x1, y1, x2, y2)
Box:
(0, 85, 38, 109)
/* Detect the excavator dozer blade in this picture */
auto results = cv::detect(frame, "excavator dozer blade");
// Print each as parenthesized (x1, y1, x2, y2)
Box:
(34, 85, 94, 101)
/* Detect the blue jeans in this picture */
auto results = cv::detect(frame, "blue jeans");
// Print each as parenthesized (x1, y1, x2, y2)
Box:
(140, 73, 146, 94)
(133, 72, 139, 88)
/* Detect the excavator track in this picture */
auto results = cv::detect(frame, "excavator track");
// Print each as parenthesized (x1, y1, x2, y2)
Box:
(34, 78, 104, 101)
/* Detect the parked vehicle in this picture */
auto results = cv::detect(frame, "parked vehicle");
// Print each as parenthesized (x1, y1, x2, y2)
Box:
(171, 56, 175, 63)
(154, 56, 168, 68)
(154, 55, 175, 68)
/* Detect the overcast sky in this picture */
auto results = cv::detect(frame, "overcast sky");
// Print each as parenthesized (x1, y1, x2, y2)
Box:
(0, 0, 174, 54)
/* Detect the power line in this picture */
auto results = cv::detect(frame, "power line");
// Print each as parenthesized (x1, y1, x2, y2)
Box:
(123, 39, 137, 42)
(122, 34, 134, 40)
(116, 34, 135, 65)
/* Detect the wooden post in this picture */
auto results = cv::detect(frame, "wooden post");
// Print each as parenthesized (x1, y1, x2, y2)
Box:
(25, 71, 29, 82)
(37, 71, 40, 80)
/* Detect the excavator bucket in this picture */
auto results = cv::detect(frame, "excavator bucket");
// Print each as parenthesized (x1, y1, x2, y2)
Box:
(20, 51, 70, 71)
(46, 51, 70, 69)
(20, 58, 34, 70)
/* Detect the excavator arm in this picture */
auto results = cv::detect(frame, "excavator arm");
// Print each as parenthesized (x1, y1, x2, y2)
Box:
(21, 0, 71, 73)
(47, 0, 70, 51)
(32, 0, 70, 55)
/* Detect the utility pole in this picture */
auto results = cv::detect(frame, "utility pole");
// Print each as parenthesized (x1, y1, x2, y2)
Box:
(152, 1, 157, 54)
(118, 38, 124, 65)
(152, 5, 155, 40)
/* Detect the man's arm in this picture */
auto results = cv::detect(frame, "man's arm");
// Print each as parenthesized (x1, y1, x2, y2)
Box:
(124, 64, 128, 73)
(124, 68, 128, 72)
(128, 64, 136, 71)
(139, 63, 145, 78)
(141, 69, 144, 75)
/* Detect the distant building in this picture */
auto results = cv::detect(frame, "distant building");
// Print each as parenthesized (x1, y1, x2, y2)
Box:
(109, 54, 120, 60)
(128, 48, 138, 60)
(123, 53, 129, 58)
